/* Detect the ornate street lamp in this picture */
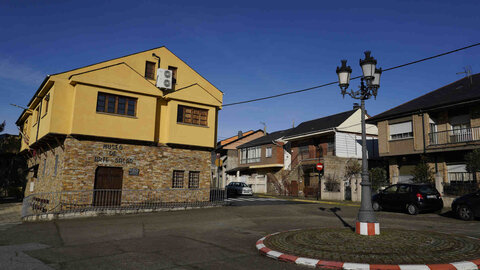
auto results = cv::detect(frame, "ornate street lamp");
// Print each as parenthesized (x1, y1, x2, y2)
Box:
(336, 51, 382, 236)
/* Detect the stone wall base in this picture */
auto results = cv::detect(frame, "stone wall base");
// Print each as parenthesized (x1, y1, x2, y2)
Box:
(22, 204, 224, 222)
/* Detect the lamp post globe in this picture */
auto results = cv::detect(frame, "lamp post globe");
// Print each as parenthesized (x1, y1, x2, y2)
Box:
(359, 51, 377, 84)
(336, 51, 381, 235)
(336, 59, 352, 94)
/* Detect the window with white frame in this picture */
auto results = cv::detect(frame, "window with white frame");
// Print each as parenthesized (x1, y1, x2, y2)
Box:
(266, 147, 272, 158)
(389, 121, 413, 140)
(240, 146, 261, 164)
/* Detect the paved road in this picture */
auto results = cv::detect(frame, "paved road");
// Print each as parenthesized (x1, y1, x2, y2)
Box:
(0, 200, 478, 270)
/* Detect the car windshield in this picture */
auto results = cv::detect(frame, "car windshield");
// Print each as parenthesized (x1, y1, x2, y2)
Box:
(418, 185, 436, 194)
(240, 183, 248, 187)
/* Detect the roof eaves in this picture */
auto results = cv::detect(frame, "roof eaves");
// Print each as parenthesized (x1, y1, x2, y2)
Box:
(16, 75, 50, 125)
(283, 128, 335, 141)
(368, 75, 479, 123)
(50, 46, 166, 76)
(368, 97, 480, 124)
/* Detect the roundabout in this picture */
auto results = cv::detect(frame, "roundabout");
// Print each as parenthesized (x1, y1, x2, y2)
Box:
(256, 228, 480, 270)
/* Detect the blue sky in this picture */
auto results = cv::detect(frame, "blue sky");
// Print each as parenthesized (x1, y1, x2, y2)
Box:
(1, 0, 479, 140)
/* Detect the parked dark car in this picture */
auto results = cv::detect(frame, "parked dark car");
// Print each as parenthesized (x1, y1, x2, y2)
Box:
(372, 183, 443, 215)
(451, 190, 480, 221)
(226, 182, 253, 197)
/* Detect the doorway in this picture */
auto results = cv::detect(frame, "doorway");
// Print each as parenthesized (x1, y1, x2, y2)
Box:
(93, 167, 123, 206)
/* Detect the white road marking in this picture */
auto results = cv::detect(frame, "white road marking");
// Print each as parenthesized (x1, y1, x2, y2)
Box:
(226, 197, 285, 202)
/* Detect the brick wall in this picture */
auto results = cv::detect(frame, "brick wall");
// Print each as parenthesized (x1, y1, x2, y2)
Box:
(24, 136, 212, 202)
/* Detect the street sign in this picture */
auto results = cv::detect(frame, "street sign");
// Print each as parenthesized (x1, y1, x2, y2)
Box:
(316, 163, 324, 171)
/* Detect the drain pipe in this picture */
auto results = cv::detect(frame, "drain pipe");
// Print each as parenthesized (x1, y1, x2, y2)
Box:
(420, 110, 426, 155)
(152, 53, 161, 68)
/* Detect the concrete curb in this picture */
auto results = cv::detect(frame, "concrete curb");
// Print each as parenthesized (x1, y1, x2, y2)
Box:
(256, 229, 480, 270)
(22, 205, 224, 222)
(255, 194, 361, 207)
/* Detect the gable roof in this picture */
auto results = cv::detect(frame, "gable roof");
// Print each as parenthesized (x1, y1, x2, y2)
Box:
(284, 109, 357, 139)
(368, 74, 480, 123)
(237, 128, 293, 149)
(218, 130, 255, 146)
(216, 129, 264, 150)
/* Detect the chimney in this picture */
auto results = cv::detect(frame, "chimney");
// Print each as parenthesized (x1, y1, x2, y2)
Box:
(237, 131, 243, 138)
(353, 103, 360, 110)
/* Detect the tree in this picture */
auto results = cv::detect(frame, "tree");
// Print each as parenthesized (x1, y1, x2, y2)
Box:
(369, 167, 388, 192)
(344, 159, 361, 181)
(412, 161, 435, 184)
(465, 149, 480, 181)
(0, 121, 5, 133)
(0, 134, 27, 199)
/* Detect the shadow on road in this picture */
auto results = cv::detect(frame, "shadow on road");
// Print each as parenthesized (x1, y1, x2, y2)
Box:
(319, 207, 355, 232)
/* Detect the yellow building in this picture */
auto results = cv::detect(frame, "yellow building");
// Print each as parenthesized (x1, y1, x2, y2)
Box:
(16, 46, 223, 210)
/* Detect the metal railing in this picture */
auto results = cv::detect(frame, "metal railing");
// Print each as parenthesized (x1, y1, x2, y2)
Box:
(448, 172, 474, 182)
(240, 157, 261, 164)
(443, 182, 479, 196)
(428, 126, 480, 145)
(22, 188, 227, 219)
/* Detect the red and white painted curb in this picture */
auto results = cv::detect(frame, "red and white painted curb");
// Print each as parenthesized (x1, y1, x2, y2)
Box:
(356, 222, 380, 235)
(256, 230, 480, 270)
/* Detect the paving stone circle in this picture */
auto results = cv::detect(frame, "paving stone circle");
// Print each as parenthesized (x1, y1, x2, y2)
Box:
(263, 228, 480, 264)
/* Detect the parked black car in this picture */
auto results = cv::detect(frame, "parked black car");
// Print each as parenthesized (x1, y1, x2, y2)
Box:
(451, 190, 480, 221)
(372, 183, 443, 215)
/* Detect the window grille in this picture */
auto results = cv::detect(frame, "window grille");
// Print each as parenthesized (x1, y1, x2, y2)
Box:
(172, 170, 184, 188)
(188, 171, 200, 188)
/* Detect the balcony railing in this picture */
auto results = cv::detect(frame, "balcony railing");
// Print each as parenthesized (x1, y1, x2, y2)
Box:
(448, 172, 474, 182)
(240, 157, 261, 164)
(428, 126, 480, 146)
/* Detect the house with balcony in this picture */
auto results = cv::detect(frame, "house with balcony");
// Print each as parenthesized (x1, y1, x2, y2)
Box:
(16, 46, 223, 209)
(213, 130, 265, 188)
(233, 129, 292, 194)
(367, 74, 480, 194)
(282, 107, 378, 197)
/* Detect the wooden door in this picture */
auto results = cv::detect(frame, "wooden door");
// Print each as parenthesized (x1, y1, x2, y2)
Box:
(93, 167, 123, 206)
(290, 181, 299, 197)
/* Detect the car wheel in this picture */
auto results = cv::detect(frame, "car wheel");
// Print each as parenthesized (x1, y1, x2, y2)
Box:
(406, 204, 419, 215)
(372, 201, 382, 211)
(457, 205, 474, 221)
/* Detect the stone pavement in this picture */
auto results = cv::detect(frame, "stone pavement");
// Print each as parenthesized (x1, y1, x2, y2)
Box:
(0, 201, 478, 269)
(0, 203, 22, 225)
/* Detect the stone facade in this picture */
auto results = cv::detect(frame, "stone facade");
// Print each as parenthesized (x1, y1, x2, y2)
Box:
(25, 136, 212, 203)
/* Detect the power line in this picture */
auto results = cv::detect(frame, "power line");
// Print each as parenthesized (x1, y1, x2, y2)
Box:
(223, 42, 480, 107)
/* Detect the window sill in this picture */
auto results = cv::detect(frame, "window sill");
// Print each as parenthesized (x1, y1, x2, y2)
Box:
(96, 111, 137, 119)
(388, 137, 414, 142)
(176, 122, 209, 128)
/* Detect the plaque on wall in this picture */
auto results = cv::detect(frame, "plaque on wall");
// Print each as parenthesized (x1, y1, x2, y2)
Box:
(128, 168, 140, 176)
